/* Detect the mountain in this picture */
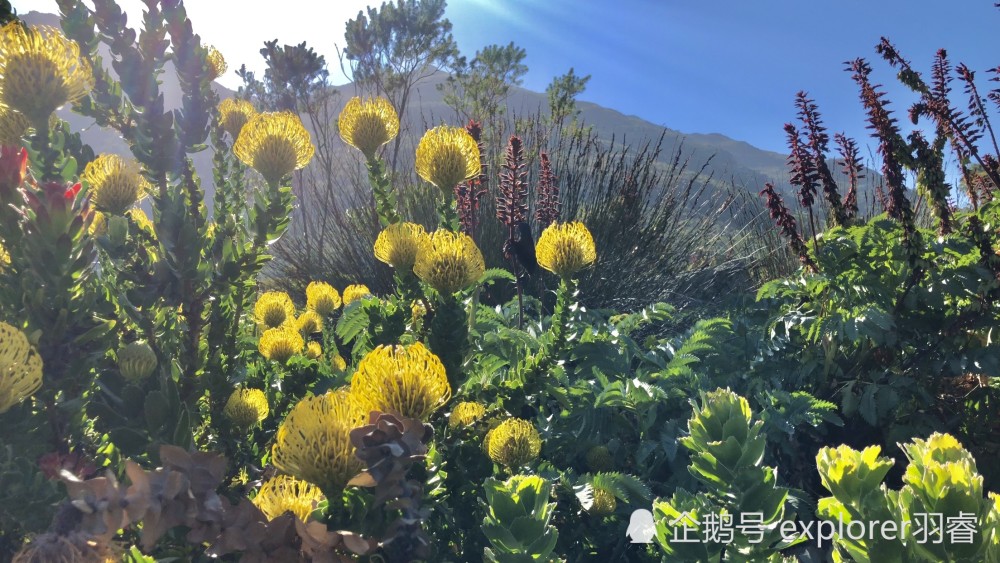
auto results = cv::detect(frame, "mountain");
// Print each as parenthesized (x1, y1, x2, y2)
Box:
(23, 10, 830, 213)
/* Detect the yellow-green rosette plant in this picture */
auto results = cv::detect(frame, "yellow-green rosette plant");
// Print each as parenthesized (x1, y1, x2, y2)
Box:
(258, 326, 304, 363)
(116, 341, 157, 382)
(413, 229, 485, 295)
(350, 342, 451, 421)
(374, 222, 428, 272)
(217, 98, 257, 140)
(223, 387, 269, 428)
(80, 154, 151, 215)
(253, 474, 325, 522)
(253, 291, 296, 329)
(342, 284, 371, 305)
(0, 321, 43, 414)
(271, 389, 365, 492)
(338, 96, 399, 160)
(535, 221, 597, 279)
(233, 111, 314, 187)
(0, 23, 94, 129)
(481, 474, 560, 561)
(306, 281, 341, 316)
(486, 418, 541, 469)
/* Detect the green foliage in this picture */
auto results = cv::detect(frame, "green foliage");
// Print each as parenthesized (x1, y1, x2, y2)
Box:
(546, 67, 591, 130)
(482, 474, 562, 562)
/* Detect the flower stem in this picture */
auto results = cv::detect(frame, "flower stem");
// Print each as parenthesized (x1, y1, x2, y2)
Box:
(367, 156, 400, 226)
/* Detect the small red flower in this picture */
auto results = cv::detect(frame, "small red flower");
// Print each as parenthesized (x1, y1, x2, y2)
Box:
(64, 182, 82, 200)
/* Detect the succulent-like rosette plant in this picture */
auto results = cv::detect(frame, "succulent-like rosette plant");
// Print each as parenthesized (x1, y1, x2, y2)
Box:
(0, 23, 94, 128)
(338, 96, 399, 160)
(233, 111, 314, 186)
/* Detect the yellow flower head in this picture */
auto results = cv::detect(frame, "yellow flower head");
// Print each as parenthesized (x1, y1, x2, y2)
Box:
(253, 474, 325, 522)
(0, 23, 94, 128)
(330, 353, 347, 372)
(116, 341, 157, 382)
(0, 321, 43, 414)
(535, 221, 597, 278)
(338, 96, 399, 159)
(374, 222, 428, 272)
(258, 326, 304, 363)
(223, 387, 269, 427)
(350, 342, 451, 421)
(342, 284, 371, 305)
(233, 110, 314, 186)
(296, 311, 323, 334)
(218, 98, 257, 140)
(586, 445, 614, 472)
(127, 208, 155, 237)
(589, 486, 617, 515)
(487, 418, 541, 468)
(254, 291, 296, 329)
(414, 230, 485, 294)
(205, 46, 227, 80)
(0, 240, 9, 269)
(271, 389, 366, 490)
(80, 154, 151, 215)
(305, 341, 322, 359)
(0, 104, 29, 145)
(306, 281, 341, 316)
(449, 401, 486, 429)
(415, 125, 481, 191)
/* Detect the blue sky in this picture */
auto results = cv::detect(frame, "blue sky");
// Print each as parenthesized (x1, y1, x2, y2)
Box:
(17, 0, 1000, 157)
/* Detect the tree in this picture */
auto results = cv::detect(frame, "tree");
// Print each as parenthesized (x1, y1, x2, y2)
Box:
(441, 41, 528, 127)
(340, 0, 462, 169)
(546, 67, 591, 131)
(237, 40, 328, 112)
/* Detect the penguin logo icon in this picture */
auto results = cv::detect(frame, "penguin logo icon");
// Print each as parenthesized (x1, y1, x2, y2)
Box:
(626, 509, 655, 543)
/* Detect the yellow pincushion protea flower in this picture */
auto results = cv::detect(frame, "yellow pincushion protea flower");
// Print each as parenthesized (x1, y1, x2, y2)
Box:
(271, 389, 365, 490)
(342, 284, 371, 305)
(80, 154, 151, 215)
(338, 96, 399, 159)
(374, 222, 427, 272)
(350, 342, 451, 421)
(253, 474, 325, 522)
(233, 110, 314, 187)
(117, 341, 157, 382)
(588, 486, 617, 515)
(258, 326, 304, 363)
(415, 125, 481, 191)
(305, 341, 322, 359)
(296, 311, 323, 334)
(414, 230, 485, 295)
(330, 353, 347, 371)
(487, 418, 541, 468)
(254, 291, 296, 329)
(448, 401, 486, 429)
(205, 46, 227, 80)
(218, 98, 257, 140)
(306, 281, 341, 316)
(0, 23, 94, 128)
(0, 240, 9, 270)
(0, 104, 29, 145)
(223, 387, 269, 427)
(0, 321, 43, 414)
(535, 221, 597, 278)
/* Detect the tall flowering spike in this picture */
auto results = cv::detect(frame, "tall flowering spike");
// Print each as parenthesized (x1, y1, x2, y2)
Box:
(117, 341, 157, 382)
(233, 111, 314, 186)
(535, 151, 560, 227)
(258, 326, 304, 363)
(413, 229, 486, 294)
(205, 46, 227, 80)
(218, 98, 257, 140)
(758, 182, 817, 270)
(80, 154, 151, 215)
(455, 119, 488, 234)
(0, 23, 93, 128)
(342, 283, 372, 305)
(0, 321, 43, 414)
(795, 92, 846, 226)
(415, 125, 481, 192)
(338, 96, 399, 159)
(0, 104, 29, 145)
(271, 389, 366, 490)
(784, 122, 817, 209)
(306, 281, 341, 316)
(496, 135, 528, 227)
(223, 387, 269, 427)
(253, 291, 296, 329)
(487, 418, 542, 468)
(835, 133, 863, 219)
(535, 221, 597, 278)
(350, 342, 451, 421)
(253, 474, 325, 522)
(374, 222, 428, 272)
